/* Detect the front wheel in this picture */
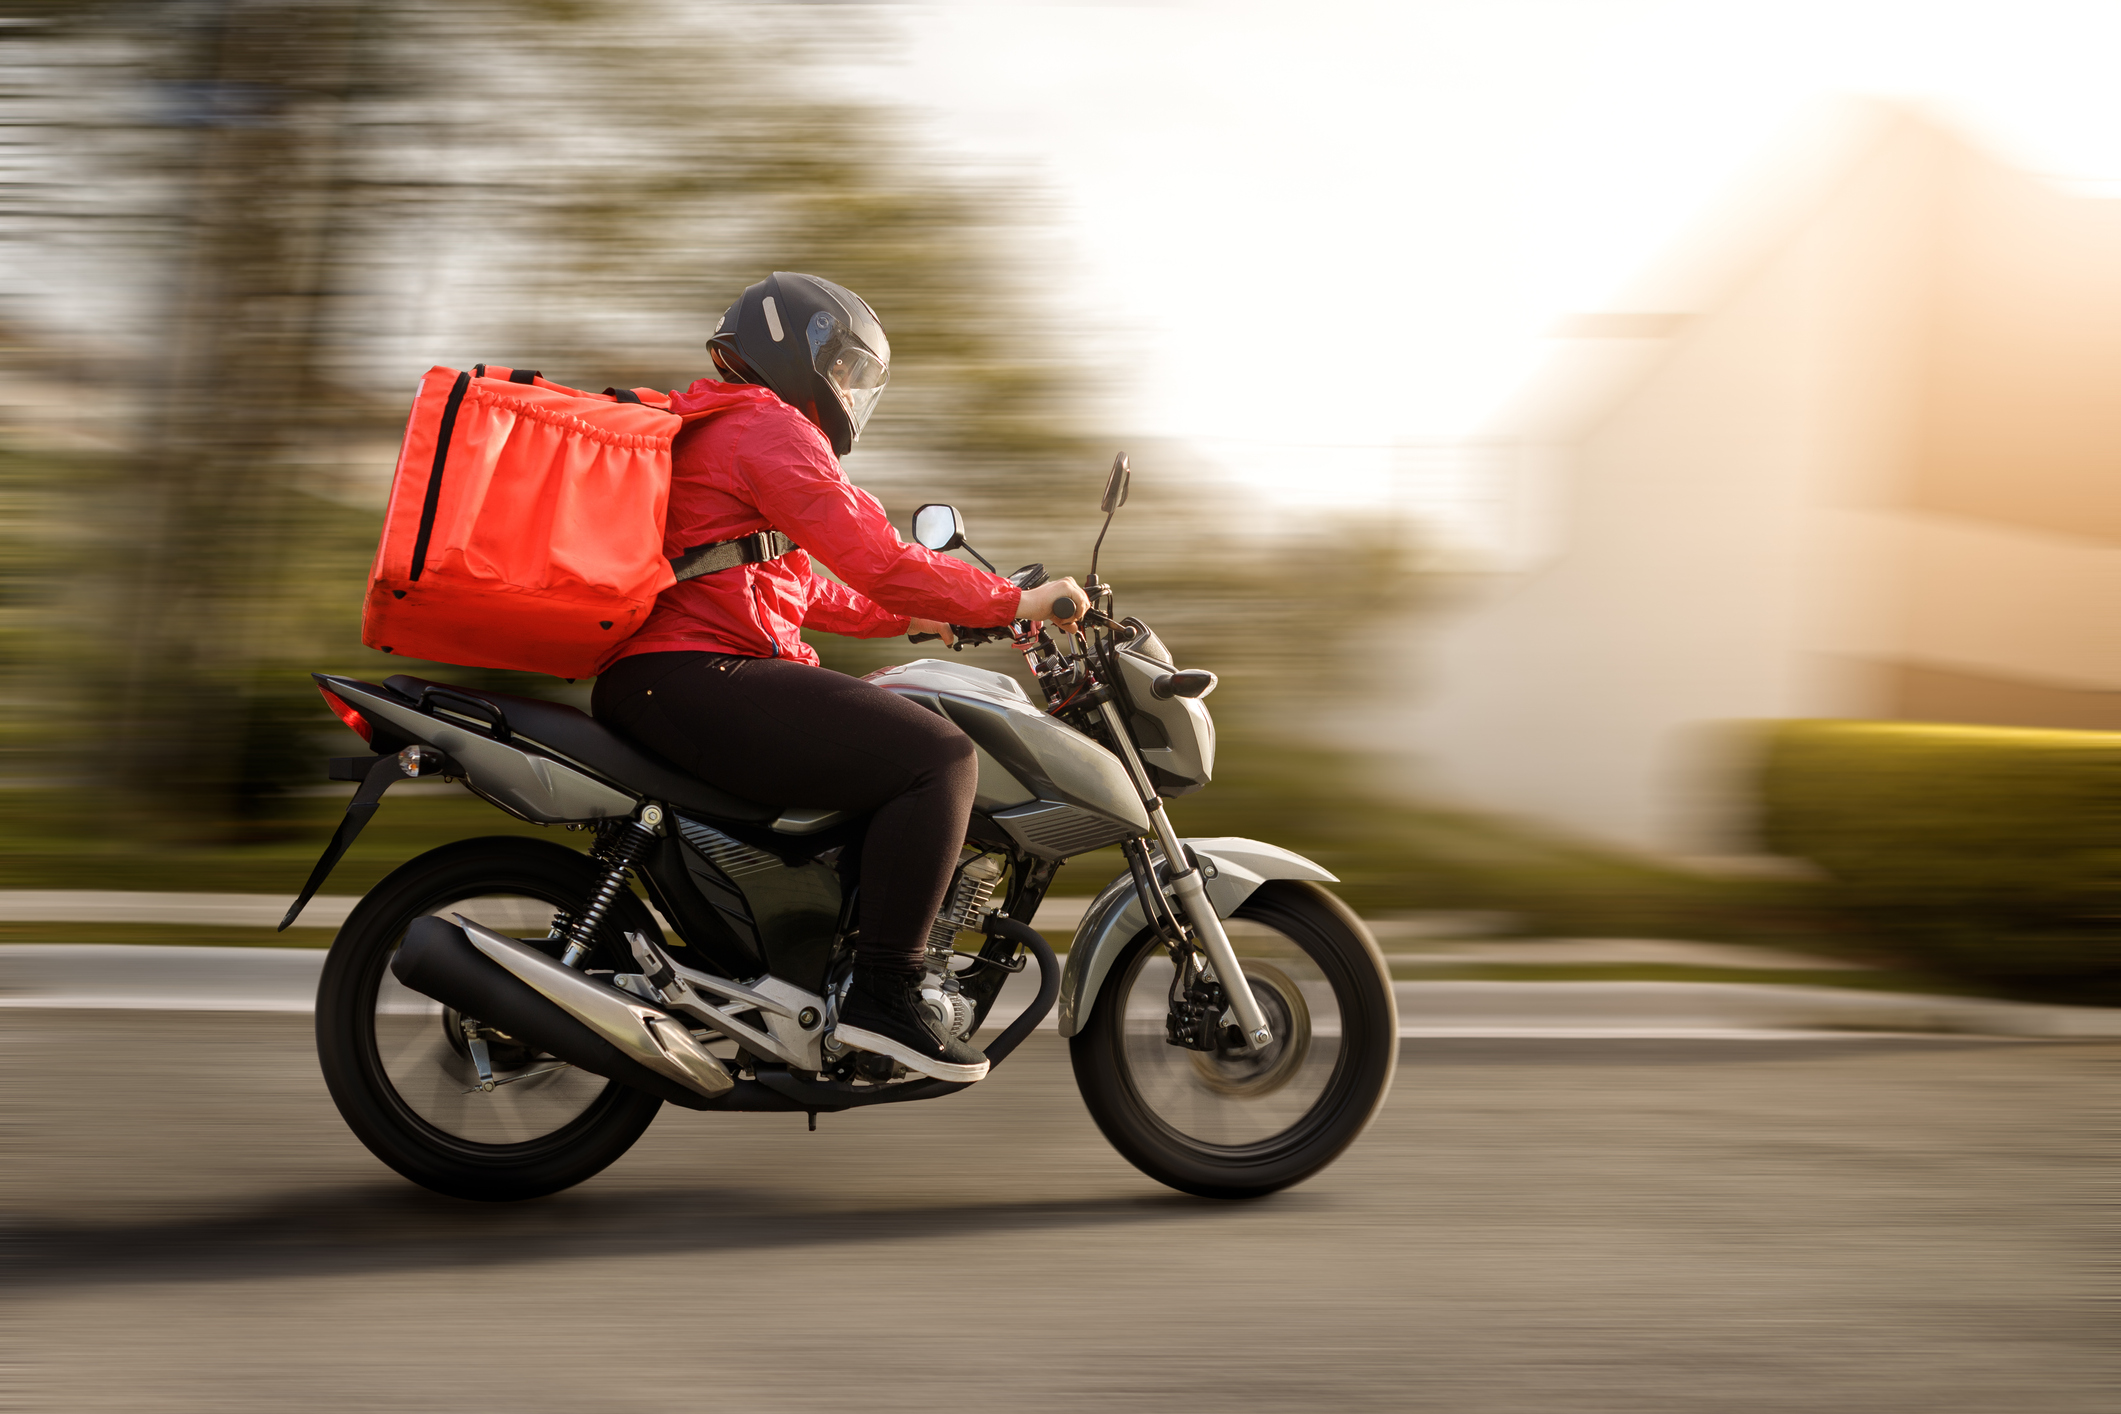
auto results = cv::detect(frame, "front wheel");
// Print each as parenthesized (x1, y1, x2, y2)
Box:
(1070, 880, 1397, 1198)
(315, 836, 666, 1202)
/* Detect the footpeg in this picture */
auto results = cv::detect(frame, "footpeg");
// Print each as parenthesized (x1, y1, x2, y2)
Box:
(851, 1051, 905, 1083)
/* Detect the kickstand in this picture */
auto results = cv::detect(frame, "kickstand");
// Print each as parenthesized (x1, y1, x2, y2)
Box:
(806, 1110, 818, 1132)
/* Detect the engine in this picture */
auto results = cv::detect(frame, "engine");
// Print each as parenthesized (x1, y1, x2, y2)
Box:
(925, 852, 1004, 958)
(917, 976, 979, 1042)
(916, 852, 1003, 1043)
(844, 853, 999, 1081)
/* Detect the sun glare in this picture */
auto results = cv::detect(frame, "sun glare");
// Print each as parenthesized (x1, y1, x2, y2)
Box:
(885, 1, 2121, 507)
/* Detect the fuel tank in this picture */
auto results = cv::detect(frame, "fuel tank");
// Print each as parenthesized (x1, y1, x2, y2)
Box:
(866, 659, 1149, 860)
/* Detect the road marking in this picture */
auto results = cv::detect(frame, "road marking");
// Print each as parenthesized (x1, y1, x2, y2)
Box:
(4, 946, 2112, 1038)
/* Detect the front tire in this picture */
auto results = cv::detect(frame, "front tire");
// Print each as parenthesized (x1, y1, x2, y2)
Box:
(1070, 880, 1397, 1199)
(316, 836, 666, 1202)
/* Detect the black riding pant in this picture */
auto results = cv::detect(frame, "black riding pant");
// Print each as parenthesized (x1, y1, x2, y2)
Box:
(591, 652, 977, 972)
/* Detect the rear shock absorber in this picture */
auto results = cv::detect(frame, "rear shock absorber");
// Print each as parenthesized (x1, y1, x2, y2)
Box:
(560, 804, 664, 969)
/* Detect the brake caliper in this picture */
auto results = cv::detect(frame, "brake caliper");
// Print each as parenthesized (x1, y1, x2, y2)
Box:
(1165, 976, 1228, 1052)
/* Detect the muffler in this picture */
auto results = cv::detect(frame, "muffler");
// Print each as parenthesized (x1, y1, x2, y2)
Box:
(391, 915, 734, 1107)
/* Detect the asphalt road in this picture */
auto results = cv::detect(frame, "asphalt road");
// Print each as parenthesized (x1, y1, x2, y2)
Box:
(1, 1014, 2108, 1413)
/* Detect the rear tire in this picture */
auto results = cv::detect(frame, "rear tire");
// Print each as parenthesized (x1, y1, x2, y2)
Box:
(1070, 880, 1397, 1199)
(316, 836, 666, 1201)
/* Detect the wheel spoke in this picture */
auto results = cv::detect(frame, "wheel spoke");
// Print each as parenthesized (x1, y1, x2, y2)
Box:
(317, 838, 671, 1202)
(376, 1015, 449, 1077)
(1109, 918, 1344, 1149)
(481, 1083, 537, 1144)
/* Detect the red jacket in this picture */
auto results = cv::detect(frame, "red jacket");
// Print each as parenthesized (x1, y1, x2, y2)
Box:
(607, 379, 1019, 666)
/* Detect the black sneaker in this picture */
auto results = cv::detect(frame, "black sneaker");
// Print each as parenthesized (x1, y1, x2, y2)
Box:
(833, 964, 990, 1083)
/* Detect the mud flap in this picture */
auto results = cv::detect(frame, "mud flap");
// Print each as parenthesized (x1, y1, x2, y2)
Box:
(278, 753, 408, 931)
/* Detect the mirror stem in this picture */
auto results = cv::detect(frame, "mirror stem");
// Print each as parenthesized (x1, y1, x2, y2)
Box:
(1088, 508, 1116, 582)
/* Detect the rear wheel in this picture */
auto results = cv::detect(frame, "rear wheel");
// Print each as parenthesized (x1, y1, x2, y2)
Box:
(1070, 880, 1397, 1198)
(315, 836, 665, 1201)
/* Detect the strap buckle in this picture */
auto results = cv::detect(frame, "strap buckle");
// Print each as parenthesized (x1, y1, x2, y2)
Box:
(670, 530, 797, 583)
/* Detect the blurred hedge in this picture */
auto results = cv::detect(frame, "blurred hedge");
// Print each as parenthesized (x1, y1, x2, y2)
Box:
(1758, 721, 2121, 980)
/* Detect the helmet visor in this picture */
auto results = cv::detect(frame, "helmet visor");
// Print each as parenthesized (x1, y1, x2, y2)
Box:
(808, 312, 890, 438)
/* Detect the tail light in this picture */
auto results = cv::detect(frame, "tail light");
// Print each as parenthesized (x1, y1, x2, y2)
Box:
(317, 684, 374, 744)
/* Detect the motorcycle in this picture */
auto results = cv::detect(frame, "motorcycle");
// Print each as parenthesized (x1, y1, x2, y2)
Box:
(293, 454, 1397, 1201)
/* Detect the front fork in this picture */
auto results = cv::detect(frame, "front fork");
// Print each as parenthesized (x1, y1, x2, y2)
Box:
(1097, 701, 1274, 1051)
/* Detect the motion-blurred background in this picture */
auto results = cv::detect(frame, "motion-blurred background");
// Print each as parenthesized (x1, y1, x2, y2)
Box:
(2, 0, 2116, 998)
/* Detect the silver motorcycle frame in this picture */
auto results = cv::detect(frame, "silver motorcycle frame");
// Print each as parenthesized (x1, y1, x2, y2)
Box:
(305, 645, 1331, 1057)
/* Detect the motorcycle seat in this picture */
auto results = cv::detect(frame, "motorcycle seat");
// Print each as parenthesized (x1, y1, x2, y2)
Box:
(384, 675, 778, 824)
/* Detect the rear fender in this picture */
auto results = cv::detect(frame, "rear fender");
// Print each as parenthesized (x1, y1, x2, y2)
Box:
(319, 675, 635, 824)
(278, 675, 639, 930)
(1051, 837, 1337, 1037)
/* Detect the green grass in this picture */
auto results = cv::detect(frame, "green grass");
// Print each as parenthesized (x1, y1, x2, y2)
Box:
(1383, 961, 1997, 995)
(0, 921, 336, 948)
(0, 724, 1832, 934)
(1398, 962, 2121, 1007)
(1161, 742, 1854, 952)
(1759, 720, 2121, 980)
(1061, 746, 1853, 957)
(2, 733, 2093, 1005)
(0, 746, 1854, 958)
(0, 787, 553, 896)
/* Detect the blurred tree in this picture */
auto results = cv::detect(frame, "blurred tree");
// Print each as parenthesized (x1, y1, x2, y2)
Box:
(0, 0, 1088, 836)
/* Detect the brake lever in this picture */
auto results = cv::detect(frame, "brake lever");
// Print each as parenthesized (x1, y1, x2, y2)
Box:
(910, 623, 1012, 649)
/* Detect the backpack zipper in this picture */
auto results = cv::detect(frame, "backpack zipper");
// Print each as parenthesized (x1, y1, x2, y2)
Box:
(409, 369, 472, 581)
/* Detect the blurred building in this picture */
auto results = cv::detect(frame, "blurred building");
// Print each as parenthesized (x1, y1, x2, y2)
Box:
(1404, 108, 2121, 853)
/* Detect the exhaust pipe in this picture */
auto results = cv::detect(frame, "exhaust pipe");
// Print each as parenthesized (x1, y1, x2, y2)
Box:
(391, 915, 734, 1107)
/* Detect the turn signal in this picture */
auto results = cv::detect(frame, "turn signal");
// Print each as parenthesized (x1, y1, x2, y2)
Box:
(1151, 670, 1218, 701)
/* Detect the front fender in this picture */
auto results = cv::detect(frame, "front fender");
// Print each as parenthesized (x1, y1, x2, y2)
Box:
(1050, 837, 1337, 1038)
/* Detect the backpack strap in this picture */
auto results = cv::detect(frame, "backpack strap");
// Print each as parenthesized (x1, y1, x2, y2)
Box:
(469, 364, 543, 385)
(670, 530, 798, 582)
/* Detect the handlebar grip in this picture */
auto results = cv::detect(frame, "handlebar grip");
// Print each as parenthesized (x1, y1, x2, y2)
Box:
(907, 632, 940, 643)
(1050, 597, 1078, 622)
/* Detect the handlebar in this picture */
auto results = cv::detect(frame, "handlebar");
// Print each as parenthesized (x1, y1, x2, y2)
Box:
(906, 597, 1084, 647)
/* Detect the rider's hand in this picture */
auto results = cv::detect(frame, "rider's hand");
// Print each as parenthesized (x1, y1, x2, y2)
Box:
(907, 617, 956, 646)
(1016, 577, 1088, 631)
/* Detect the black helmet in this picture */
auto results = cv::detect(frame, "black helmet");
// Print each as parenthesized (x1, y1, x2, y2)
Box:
(707, 272, 890, 457)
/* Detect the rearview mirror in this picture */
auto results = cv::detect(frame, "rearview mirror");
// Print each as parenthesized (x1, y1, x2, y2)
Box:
(1100, 453, 1131, 514)
(911, 503, 966, 552)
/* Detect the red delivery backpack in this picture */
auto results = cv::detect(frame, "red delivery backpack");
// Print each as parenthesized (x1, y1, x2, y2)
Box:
(363, 364, 686, 678)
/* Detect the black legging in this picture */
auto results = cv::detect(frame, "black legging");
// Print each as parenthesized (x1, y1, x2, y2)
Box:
(591, 651, 976, 972)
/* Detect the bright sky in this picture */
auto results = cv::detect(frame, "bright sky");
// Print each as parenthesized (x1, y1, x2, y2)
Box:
(864, 0, 2121, 505)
